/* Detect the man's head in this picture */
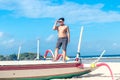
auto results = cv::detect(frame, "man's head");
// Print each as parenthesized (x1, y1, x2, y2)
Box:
(58, 17, 64, 25)
(58, 17, 64, 22)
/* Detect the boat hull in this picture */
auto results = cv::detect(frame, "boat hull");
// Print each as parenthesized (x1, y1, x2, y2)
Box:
(0, 68, 91, 80)
(0, 61, 92, 80)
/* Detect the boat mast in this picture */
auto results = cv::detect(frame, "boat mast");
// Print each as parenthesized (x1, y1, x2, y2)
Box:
(17, 45, 21, 60)
(76, 26, 84, 62)
(36, 39, 40, 60)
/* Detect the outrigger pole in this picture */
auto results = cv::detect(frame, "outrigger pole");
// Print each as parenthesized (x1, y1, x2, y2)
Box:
(36, 39, 40, 60)
(17, 45, 21, 60)
(76, 26, 84, 63)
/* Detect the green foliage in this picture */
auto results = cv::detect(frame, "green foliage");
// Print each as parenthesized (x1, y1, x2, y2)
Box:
(20, 52, 37, 60)
(0, 52, 43, 61)
(6, 54, 17, 60)
(0, 55, 6, 61)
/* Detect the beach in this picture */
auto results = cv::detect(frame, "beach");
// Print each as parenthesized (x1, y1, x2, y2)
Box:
(54, 62, 120, 80)
(79, 62, 120, 80)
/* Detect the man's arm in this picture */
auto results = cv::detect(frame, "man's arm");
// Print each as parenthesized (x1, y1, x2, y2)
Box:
(67, 26, 70, 43)
(53, 21, 58, 30)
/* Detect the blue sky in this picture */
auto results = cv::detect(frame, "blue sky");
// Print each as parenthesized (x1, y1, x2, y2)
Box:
(0, 0, 120, 56)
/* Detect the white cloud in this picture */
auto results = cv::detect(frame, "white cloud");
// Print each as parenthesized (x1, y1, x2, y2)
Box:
(0, 0, 120, 24)
(0, 31, 16, 47)
(113, 43, 117, 46)
(112, 42, 120, 48)
(2, 39, 15, 45)
(0, 32, 4, 38)
(111, 42, 120, 50)
(46, 34, 56, 42)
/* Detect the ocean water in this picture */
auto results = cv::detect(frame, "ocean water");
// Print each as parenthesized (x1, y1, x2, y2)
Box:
(81, 57, 120, 63)
(45, 54, 120, 63)
(68, 55, 120, 63)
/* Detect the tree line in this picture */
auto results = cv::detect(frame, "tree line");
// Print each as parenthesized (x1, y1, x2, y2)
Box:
(0, 52, 43, 61)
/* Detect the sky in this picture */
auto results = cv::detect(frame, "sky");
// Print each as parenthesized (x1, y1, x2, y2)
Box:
(0, 0, 120, 56)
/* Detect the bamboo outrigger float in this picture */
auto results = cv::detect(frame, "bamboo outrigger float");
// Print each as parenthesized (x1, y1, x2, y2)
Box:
(0, 26, 114, 80)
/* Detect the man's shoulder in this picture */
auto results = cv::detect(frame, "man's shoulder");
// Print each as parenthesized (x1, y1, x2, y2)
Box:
(64, 25, 69, 28)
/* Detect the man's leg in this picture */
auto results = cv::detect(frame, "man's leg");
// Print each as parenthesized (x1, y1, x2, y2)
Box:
(62, 38, 68, 62)
(54, 38, 62, 61)
(54, 48, 59, 61)
(62, 50, 66, 61)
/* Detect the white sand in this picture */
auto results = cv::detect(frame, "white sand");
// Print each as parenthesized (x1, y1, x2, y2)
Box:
(54, 62, 120, 80)
(79, 62, 120, 80)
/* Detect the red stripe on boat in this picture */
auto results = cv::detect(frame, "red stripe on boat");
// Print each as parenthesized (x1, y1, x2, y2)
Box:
(0, 63, 82, 71)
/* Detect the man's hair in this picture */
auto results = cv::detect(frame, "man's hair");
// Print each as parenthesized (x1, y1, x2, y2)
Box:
(58, 17, 64, 21)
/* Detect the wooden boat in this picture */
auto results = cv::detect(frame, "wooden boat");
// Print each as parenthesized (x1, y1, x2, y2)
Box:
(0, 60, 93, 80)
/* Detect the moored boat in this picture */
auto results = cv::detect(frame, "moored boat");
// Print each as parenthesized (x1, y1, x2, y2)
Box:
(0, 60, 92, 80)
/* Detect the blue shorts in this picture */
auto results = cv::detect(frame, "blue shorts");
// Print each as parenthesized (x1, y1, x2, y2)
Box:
(56, 37, 68, 51)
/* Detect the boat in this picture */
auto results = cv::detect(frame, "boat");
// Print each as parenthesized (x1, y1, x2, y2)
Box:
(0, 26, 114, 80)
(0, 60, 93, 80)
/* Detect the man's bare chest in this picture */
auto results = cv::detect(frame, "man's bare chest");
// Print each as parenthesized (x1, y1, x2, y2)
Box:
(58, 26, 67, 31)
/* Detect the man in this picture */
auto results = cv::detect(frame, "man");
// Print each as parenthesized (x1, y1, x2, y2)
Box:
(53, 17, 70, 61)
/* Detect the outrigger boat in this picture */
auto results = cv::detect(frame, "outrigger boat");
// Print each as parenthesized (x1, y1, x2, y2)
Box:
(0, 60, 92, 80)
(0, 27, 114, 80)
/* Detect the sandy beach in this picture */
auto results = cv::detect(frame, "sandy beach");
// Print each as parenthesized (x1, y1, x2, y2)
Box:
(54, 62, 120, 80)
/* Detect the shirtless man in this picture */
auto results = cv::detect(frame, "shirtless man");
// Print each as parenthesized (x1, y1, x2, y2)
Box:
(53, 18, 70, 61)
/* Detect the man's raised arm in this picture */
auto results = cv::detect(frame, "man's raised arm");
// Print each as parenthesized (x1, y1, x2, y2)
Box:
(53, 21, 58, 30)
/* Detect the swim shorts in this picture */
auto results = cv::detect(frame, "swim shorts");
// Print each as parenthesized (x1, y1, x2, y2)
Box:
(56, 37, 68, 51)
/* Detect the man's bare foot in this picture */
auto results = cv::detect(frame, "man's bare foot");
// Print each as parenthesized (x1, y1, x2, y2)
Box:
(52, 59, 57, 62)
(63, 60, 67, 63)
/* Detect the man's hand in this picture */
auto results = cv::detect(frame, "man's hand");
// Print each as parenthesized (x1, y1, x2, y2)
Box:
(55, 20, 59, 24)
(53, 20, 59, 30)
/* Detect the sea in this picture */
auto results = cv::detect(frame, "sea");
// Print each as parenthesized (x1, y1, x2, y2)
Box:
(68, 54, 120, 63)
